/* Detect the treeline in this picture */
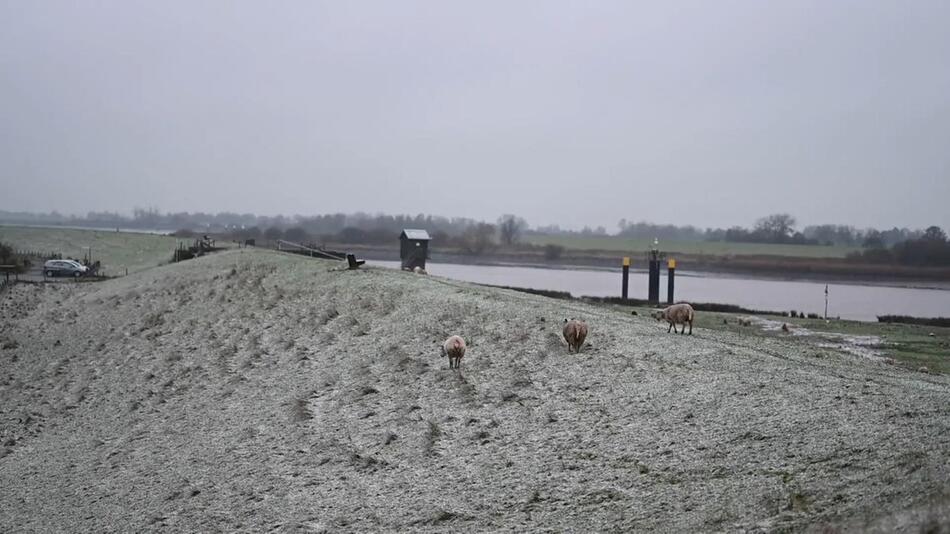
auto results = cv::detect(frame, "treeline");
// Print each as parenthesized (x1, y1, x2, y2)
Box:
(0, 208, 485, 237)
(0, 208, 526, 256)
(847, 227, 950, 266)
(4, 209, 946, 265)
(617, 214, 921, 247)
(220, 218, 507, 256)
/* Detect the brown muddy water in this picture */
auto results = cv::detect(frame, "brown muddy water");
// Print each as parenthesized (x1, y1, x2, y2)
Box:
(371, 260, 950, 321)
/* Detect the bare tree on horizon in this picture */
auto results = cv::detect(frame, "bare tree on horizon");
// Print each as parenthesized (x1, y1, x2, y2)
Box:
(497, 214, 527, 246)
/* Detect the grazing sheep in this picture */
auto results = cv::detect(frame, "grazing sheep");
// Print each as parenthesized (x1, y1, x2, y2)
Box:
(652, 303, 694, 335)
(441, 335, 466, 369)
(562, 319, 589, 353)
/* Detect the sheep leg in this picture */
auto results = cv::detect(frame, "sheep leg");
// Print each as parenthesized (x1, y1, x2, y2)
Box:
(688, 321, 693, 335)
(668, 322, 673, 333)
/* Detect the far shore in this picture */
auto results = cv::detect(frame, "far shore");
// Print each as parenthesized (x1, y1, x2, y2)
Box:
(342, 244, 950, 290)
(3, 223, 948, 286)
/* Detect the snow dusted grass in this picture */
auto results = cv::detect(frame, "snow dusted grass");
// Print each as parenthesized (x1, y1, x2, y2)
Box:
(0, 248, 948, 532)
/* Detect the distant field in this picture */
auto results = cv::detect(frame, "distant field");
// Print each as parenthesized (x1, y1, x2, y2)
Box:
(0, 225, 182, 275)
(524, 234, 860, 258)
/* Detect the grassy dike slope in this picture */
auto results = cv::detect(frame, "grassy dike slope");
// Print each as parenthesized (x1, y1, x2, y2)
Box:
(1, 248, 948, 532)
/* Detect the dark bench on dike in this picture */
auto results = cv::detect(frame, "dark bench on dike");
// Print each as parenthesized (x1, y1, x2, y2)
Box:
(346, 254, 365, 270)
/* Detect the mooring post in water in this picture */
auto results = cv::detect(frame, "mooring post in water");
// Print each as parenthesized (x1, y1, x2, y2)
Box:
(824, 284, 829, 319)
(621, 257, 630, 301)
(648, 239, 661, 303)
(667, 258, 676, 304)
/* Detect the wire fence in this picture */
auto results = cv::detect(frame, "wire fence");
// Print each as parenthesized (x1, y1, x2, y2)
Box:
(14, 249, 62, 259)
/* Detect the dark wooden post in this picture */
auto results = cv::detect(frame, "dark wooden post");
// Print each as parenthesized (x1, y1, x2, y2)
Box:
(648, 261, 659, 303)
(667, 258, 676, 304)
(648, 247, 660, 304)
(621, 257, 630, 301)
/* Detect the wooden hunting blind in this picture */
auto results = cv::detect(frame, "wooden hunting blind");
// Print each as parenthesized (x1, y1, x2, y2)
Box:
(399, 229, 430, 270)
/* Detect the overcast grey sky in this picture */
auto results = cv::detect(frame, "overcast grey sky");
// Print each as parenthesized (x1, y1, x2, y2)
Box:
(1, 1, 948, 231)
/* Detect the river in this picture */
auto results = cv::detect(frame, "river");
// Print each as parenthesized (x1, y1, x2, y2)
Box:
(369, 260, 950, 321)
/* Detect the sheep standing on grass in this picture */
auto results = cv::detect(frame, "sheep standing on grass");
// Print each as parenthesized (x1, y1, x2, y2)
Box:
(562, 319, 589, 353)
(441, 335, 466, 369)
(653, 303, 695, 335)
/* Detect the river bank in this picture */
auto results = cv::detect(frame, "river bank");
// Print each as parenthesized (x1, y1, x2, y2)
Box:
(340, 243, 950, 287)
(367, 259, 950, 322)
(5, 224, 946, 285)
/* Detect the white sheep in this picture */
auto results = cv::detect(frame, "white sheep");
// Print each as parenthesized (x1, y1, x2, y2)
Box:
(441, 335, 466, 369)
(653, 303, 694, 335)
(562, 319, 589, 353)
(412, 266, 428, 275)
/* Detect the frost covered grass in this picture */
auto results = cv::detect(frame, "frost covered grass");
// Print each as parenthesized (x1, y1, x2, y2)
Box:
(0, 248, 948, 532)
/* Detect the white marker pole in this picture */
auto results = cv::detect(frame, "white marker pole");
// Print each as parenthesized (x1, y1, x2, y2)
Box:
(824, 284, 829, 320)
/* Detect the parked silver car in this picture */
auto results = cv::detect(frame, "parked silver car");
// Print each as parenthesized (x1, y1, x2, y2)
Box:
(44, 259, 88, 278)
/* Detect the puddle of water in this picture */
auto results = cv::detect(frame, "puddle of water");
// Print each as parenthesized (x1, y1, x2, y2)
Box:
(743, 316, 884, 359)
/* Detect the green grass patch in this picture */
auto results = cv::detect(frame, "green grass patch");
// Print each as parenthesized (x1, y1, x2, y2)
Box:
(619, 303, 950, 374)
(0, 225, 183, 275)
